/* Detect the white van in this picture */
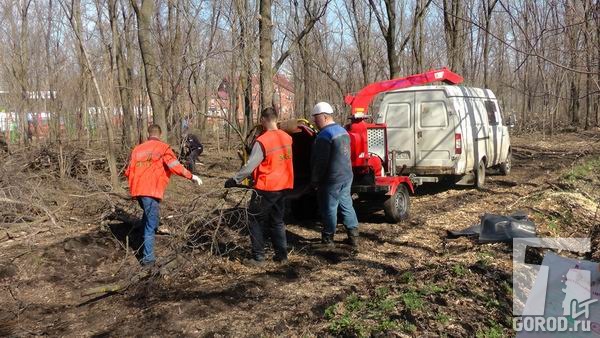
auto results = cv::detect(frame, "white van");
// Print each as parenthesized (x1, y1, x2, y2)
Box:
(372, 85, 512, 188)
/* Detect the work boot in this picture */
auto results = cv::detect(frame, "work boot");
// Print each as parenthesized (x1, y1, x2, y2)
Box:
(321, 233, 335, 248)
(347, 229, 359, 249)
(273, 254, 289, 265)
(242, 258, 266, 267)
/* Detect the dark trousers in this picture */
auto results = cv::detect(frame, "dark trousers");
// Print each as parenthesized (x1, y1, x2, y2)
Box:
(186, 148, 201, 174)
(248, 190, 287, 261)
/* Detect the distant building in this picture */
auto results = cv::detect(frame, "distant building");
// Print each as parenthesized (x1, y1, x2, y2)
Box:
(209, 73, 295, 127)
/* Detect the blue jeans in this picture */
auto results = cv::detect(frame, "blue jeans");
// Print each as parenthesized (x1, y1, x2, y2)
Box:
(137, 196, 160, 264)
(318, 180, 359, 235)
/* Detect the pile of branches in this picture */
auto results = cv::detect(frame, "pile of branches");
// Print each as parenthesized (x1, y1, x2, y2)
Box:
(96, 186, 255, 259)
(165, 188, 254, 257)
(25, 143, 88, 178)
(0, 143, 126, 234)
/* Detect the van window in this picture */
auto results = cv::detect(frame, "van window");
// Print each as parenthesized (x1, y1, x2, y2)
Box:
(420, 101, 447, 128)
(386, 103, 410, 128)
(484, 101, 498, 125)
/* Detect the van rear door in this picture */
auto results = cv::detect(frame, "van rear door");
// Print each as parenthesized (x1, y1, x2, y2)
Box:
(414, 90, 455, 170)
(377, 92, 415, 169)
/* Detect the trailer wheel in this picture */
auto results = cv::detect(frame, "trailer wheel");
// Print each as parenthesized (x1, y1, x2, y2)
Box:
(499, 150, 512, 176)
(383, 184, 410, 223)
(475, 160, 486, 189)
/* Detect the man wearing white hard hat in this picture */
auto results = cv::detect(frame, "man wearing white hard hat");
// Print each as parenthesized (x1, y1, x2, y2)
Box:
(310, 102, 360, 249)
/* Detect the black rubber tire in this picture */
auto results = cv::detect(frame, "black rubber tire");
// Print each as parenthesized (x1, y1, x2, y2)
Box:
(475, 159, 486, 189)
(383, 184, 410, 223)
(500, 150, 512, 176)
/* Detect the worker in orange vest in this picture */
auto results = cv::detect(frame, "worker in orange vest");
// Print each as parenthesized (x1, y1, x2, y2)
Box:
(224, 107, 294, 266)
(125, 124, 203, 266)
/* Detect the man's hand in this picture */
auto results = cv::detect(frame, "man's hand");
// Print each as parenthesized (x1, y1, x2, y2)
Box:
(224, 178, 237, 188)
(191, 175, 203, 186)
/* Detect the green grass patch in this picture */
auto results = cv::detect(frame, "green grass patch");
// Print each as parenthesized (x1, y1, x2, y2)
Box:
(324, 280, 453, 336)
(421, 283, 445, 295)
(435, 312, 450, 325)
(476, 321, 504, 338)
(398, 320, 417, 333)
(452, 263, 468, 277)
(401, 290, 424, 312)
(324, 288, 402, 337)
(563, 157, 600, 182)
(399, 271, 414, 284)
(476, 252, 494, 266)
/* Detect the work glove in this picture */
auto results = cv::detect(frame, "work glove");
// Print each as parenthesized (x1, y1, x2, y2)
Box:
(191, 175, 203, 186)
(224, 178, 237, 188)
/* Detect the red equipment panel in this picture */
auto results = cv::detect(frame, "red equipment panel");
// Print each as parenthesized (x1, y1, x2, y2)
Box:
(347, 121, 386, 177)
(376, 176, 414, 195)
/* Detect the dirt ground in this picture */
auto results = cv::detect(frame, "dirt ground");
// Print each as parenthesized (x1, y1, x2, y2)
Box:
(1, 130, 600, 337)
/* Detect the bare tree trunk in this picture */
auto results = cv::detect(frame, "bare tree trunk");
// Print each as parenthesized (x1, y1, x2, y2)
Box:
(73, 0, 89, 142)
(61, 0, 119, 189)
(131, 0, 168, 139)
(259, 0, 274, 110)
(565, 2, 580, 126)
(368, 0, 399, 78)
(45, 0, 59, 143)
(412, 0, 426, 73)
(109, 0, 135, 148)
(596, 1, 600, 127)
(301, 38, 312, 118)
(482, 0, 498, 88)
(348, 0, 371, 86)
(583, 0, 593, 129)
(15, 0, 32, 146)
(443, 0, 464, 74)
(233, 0, 252, 134)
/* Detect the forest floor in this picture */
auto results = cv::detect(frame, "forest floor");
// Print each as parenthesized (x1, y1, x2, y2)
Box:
(1, 129, 600, 337)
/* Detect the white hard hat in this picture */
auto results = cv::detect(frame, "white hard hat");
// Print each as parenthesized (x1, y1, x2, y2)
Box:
(311, 102, 334, 116)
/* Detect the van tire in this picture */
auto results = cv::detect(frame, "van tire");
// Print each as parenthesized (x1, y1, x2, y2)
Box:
(383, 184, 410, 223)
(475, 160, 486, 189)
(500, 151, 512, 175)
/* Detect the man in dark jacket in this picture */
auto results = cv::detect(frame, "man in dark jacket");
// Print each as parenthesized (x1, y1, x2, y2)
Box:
(182, 132, 204, 174)
(0, 133, 8, 154)
(310, 102, 359, 249)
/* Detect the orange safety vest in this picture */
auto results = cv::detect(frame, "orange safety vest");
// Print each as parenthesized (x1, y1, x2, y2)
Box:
(125, 137, 192, 200)
(252, 129, 294, 191)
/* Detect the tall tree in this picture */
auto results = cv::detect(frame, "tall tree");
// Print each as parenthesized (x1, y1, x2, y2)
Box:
(130, 0, 167, 139)
(60, 0, 120, 188)
(108, 0, 135, 148)
(481, 0, 498, 88)
(258, 0, 273, 110)
(369, 0, 431, 79)
(259, 0, 327, 110)
(443, 0, 465, 74)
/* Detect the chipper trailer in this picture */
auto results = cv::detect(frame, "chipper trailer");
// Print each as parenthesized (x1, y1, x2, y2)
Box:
(251, 68, 465, 223)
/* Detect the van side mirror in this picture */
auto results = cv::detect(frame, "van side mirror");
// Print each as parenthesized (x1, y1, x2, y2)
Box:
(505, 113, 516, 127)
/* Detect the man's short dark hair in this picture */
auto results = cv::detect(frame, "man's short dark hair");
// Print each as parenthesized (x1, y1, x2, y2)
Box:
(148, 124, 162, 136)
(261, 107, 278, 122)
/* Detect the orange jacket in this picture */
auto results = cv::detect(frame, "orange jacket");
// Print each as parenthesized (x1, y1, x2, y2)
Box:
(125, 137, 192, 200)
(253, 130, 294, 191)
